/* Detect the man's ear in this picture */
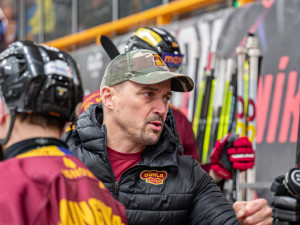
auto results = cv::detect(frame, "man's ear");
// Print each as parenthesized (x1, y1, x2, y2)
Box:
(101, 86, 114, 109)
(74, 102, 82, 117)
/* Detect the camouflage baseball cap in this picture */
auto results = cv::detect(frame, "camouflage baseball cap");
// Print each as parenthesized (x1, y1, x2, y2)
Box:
(100, 49, 194, 93)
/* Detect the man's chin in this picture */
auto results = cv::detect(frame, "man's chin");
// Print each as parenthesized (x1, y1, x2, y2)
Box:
(142, 134, 161, 145)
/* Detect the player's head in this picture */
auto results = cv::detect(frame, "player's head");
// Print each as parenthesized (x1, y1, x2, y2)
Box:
(0, 40, 83, 145)
(125, 27, 183, 72)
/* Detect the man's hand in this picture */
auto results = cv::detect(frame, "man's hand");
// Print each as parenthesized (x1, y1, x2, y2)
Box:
(233, 199, 273, 225)
(210, 133, 255, 179)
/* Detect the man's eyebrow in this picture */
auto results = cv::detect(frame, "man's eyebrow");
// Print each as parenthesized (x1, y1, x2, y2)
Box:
(140, 86, 158, 91)
(140, 86, 172, 96)
(166, 91, 172, 96)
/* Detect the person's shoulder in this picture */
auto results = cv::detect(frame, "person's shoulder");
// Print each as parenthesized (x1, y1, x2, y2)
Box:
(0, 158, 24, 179)
(0, 156, 58, 188)
(169, 103, 184, 116)
(168, 103, 190, 121)
(177, 154, 202, 169)
(175, 155, 213, 188)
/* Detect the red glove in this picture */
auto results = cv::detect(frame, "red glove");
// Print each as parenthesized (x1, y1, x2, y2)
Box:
(210, 133, 255, 180)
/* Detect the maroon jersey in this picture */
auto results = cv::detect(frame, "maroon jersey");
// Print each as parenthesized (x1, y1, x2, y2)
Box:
(0, 143, 127, 225)
(170, 104, 200, 161)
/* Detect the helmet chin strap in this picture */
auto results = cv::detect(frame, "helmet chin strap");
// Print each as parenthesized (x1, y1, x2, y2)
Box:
(0, 107, 17, 160)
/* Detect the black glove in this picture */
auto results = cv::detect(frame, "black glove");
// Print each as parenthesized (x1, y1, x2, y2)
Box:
(271, 168, 300, 225)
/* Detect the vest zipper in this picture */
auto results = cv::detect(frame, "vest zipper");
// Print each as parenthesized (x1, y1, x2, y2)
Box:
(114, 181, 120, 195)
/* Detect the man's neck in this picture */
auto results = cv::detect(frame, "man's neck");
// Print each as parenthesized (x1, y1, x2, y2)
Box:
(3, 121, 62, 152)
(106, 135, 145, 154)
(105, 126, 145, 154)
(102, 109, 146, 154)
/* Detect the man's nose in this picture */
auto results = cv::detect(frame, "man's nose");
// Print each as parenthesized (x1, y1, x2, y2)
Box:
(153, 99, 168, 116)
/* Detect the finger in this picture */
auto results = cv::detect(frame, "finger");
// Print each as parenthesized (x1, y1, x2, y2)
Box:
(227, 147, 254, 155)
(230, 154, 255, 162)
(233, 201, 247, 219)
(255, 216, 273, 225)
(242, 205, 272, 225)
(233, 137, 252, 147)
(232, 162, 254, 170)
(244, 198, 272, 217)
(238, 199, 272, 225)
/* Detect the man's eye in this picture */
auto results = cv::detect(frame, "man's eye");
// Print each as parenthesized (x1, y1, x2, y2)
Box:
(164, 96, 171, 102)
(144, 92, 153, 98)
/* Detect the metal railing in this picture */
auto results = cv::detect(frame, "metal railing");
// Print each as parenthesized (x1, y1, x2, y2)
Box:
(44, 0, 225, 50)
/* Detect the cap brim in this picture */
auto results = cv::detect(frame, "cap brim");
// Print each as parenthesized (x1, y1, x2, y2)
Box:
(129, 71, 194, 92)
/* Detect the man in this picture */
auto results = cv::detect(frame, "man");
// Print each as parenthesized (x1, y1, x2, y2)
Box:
(77, 26, 272, 224)
(65, 48, 250, 224)
(125, 27, 258, 187)
(125, 26, 200, 161)
(80, 27, 199, 160)
(125, 28, 272, 224)
(0, 41, 127, 225)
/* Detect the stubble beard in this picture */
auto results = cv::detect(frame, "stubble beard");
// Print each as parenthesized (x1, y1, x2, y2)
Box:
(140, 115, 164, 145)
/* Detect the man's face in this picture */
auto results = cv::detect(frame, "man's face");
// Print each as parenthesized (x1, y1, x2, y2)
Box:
(111, 80, 172, 146)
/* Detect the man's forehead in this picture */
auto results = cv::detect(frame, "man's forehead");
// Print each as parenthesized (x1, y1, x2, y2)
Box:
(130, 80, 171, 90)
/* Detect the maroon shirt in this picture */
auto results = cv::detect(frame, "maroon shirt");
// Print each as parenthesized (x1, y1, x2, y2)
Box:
(107, 146, 143, 182)
(0, 145, 128, 225)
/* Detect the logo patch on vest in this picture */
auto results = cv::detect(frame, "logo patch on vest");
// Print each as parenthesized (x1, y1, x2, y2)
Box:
(152, 54, 165, 66)
(140, 170, 167, 185)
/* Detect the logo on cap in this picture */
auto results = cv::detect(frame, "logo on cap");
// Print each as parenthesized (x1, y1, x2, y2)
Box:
(152, 54, 165, 66)
(140, 170, 167, 185)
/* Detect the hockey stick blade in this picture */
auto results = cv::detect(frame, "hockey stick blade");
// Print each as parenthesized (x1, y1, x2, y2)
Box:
(100, 35, 120, 60)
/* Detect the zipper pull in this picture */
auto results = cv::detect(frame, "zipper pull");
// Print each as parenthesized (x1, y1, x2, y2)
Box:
(114, 181, 119, 195)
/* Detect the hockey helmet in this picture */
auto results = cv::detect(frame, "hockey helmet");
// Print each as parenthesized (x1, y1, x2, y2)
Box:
(0, 40, 83, 123)
(125, 27, 184, 71)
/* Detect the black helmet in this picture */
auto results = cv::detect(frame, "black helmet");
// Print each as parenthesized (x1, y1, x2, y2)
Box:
(0, 40, 83, 123)
(125, 27, 184, 71)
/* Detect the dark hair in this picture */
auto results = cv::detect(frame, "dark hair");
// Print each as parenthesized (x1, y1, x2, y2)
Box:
(17, 113, 66, 130)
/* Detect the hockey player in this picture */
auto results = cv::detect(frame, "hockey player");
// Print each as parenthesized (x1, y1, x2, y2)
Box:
(0, 41, 127, 225)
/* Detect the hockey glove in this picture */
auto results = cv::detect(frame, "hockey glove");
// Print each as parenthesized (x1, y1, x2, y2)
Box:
(271, 169, 300, 224)
(210, 133, 255, 179)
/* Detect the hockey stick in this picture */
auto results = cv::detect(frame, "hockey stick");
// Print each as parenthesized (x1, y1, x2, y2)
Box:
(100, 35, 120, 60)
(197, 19, 224, 163)
(232, 45, 247, 203)
(196, 52, 213, 163)
(193, 22, 210, 139)
(191, 40, 201, 123)
(246, 41, 260, 201)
